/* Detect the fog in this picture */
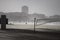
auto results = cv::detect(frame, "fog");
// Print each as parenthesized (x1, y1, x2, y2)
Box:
(0, 0, 60, 30)
(0, 0, 60, 16)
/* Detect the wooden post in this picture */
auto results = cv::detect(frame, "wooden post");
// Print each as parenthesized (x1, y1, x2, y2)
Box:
(34, 18, 36, 33)
(1, 15, 6, 30)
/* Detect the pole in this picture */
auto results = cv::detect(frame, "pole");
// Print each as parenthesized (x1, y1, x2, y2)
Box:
(34, 18, 36, 33)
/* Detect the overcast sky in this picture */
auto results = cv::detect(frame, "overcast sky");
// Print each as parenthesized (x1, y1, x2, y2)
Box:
(0, 0, 60, 16)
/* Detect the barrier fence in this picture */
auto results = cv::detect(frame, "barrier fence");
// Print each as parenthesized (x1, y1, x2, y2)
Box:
(33, 17, 60, 32)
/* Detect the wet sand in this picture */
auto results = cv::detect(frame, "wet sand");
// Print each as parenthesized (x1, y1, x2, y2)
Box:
(0, 24, 60, 40)
(0, 29, 60, 40)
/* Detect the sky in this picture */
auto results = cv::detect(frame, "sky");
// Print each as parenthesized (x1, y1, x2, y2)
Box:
(0, 0, 60, 16)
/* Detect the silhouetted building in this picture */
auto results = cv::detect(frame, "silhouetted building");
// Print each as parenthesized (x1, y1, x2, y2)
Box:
(22, 6, 29, 14)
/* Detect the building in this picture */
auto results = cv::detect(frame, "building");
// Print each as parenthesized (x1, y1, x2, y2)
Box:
(22, 6, 29, 14)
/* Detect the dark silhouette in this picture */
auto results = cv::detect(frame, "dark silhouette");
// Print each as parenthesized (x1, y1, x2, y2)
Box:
(0, 15, 8, 30)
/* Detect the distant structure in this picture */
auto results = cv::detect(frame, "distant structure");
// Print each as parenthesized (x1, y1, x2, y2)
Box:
(22, 6, 29, 14)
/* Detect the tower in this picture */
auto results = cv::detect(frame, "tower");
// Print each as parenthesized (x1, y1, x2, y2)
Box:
(22, 6, 29, 14)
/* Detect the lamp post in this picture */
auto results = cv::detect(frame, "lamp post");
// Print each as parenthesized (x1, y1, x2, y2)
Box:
(34, 18, 36, 33)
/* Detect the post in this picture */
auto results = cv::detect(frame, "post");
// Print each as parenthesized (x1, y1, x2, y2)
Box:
(1, 15, 6, 30)
(34, 18, 36, 33)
